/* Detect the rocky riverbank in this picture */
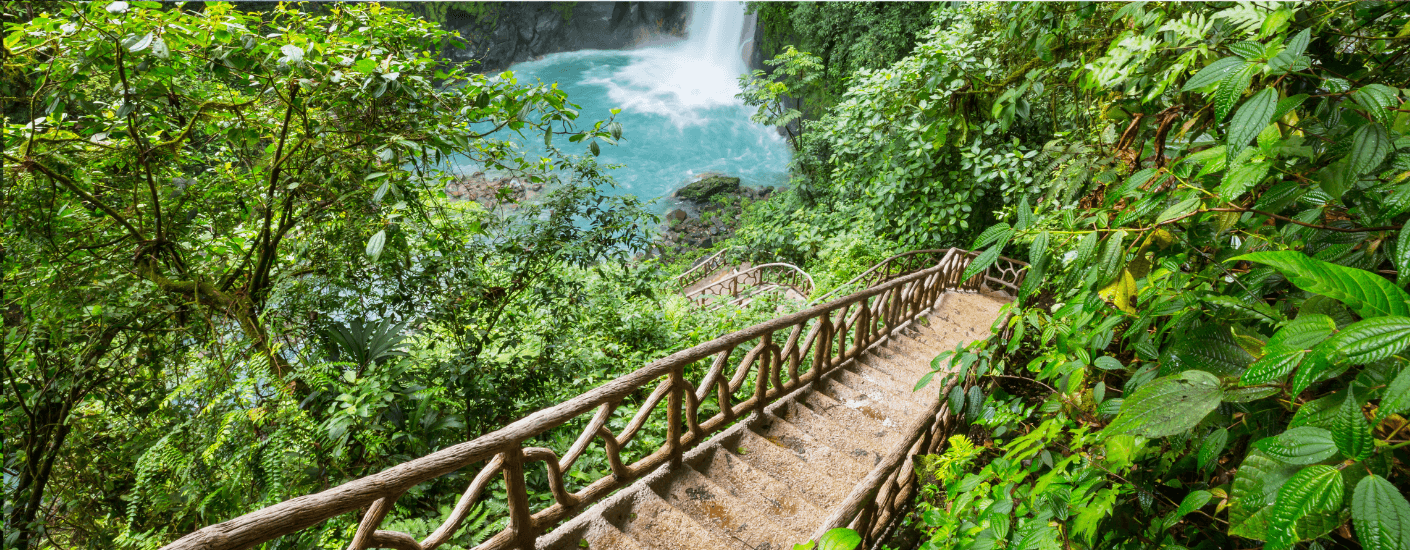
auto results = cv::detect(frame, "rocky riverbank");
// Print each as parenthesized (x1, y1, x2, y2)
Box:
(650, 173, 775, 261)
(443, 172, 545, 207)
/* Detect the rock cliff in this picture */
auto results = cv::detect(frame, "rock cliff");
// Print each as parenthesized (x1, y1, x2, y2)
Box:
(400, 2, 690, 72)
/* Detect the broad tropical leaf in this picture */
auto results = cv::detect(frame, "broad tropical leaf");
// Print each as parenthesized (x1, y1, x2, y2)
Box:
(1254, 426, 1338, 465)
(1327, 316, 1410, 364)
(1182, 56, 1246, 92)
(1236, 252, 1410, 318)
(1268, 465, 1345, 549)
(1352, 475, 1410, 550)
(1333, 391, 1373, 460)
(1198, 427, 1228, 470)
(1227, 88, 1279, 163)
(1102, 370, 1222, 439)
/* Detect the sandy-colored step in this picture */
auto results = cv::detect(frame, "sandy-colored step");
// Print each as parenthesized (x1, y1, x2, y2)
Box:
(724, 428, 854, 506)
(834, 364, 926, 407)
(651, 466, 797, 550)
(609, 490, 733, 550)
(543, 521, 651, 550)
(857, 353, 931, 398)
(774, 400, 892, 467)
(846, 359, 920, 398)
(797, 391, 906, 455)
(827, 368, 927, 418)
(753, 413, 872, 483)
(817, 369, 924, 425)
(689, 446, 825, 536)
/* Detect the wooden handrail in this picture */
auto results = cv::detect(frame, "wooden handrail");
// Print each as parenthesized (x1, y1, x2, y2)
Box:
(673, 247, 733, 289)
(685, 262, 815, 304)
(159, 247, 1026, 550)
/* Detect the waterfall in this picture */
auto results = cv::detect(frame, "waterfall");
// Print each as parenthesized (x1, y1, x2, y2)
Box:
(684, 1, 748, 76)
(585, 1, 750, 126)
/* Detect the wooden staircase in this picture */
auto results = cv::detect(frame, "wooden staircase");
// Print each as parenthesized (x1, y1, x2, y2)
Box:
(538, 293, 1005, 550)
(158, 249, 1028, 550)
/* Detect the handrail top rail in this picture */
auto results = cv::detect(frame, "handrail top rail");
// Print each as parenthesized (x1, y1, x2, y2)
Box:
(672, 247, 733, 284)
(683, 262, 814, 299)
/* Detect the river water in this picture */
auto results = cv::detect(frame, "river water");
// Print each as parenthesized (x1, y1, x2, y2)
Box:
(455, 2, 792, 215)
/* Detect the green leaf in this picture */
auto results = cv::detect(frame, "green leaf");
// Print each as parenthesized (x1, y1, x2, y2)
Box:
(1094, 356, 1124, 371)
(1228, 41, 1265, 60)
(1333, 391, 1373, 461)
(1235, 251, 1410, 318)
(1164, 324, 1254, 377)
(365, 230, 386, 260)
(1254, 426, 1337, 465)
(1354, 84, 1401, 127)
(1351, 123, 1392, 175)
(1225, 386, 1281, 402)
(1102, 370, 1223, 439)
(1377, 365, 1410, 420)
(1240, 348, 1306, 386)
(1227, 88, 1279, 163)
(1182, 56, 1245, 92)
(1218, 160, 1270, 202)
(1018, 231, 1048, 300)
(1198, 427, 1229, 470)
(1156, 195, 1201, 225)
(1329, 317, 1410, 364)
(811, 528, 861, 550)
(972, 223, 1014, 249)
(1015, 197, 1032, 230)
(1352, 475, 1410, 550)
(1230, 450, 1302, 539)
(1268, 466, 1346, 549)
(1215, 63, 1260, 122)
(961, 245, 1004, 283)
(1269, 314, 1338, 351)
(1088, 230, 1126, 287)
(1272, 94, 1309, 123)
(1290, 340, 1342, 396)
(1396, 229, 1410, 287)
(1173, 490, 1213, 525)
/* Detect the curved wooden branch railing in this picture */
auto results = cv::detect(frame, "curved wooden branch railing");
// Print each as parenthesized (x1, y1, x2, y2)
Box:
(672, 247, 733, 289)
(684, 262, 815, 305)
(159, 248, 1026, 550)
(809, 249, 952, 305)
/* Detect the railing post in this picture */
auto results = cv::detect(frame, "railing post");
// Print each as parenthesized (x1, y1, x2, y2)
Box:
(755, 332, 773, 416)
(669, 367, 684, 466)
(502, 446, 535, 550)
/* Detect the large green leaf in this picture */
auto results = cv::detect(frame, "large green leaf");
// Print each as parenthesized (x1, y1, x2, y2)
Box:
(1268, 466, 1346, 549)
(1254, 426, 1338, 465)
(1198, 427, 1229, 471)
(962, 244, 1005, 283)
(1379, 366, 1410, 420)
(1101, 370, 1222, 439)
(1088, 230, 1126, 287)
(1350, 123, 1392, 176)
(1328, 316, 1410, 364)
(1164, 324, 1254, 377)
(1215, 62, 1260, 122)
(1396, 229, 1410, 287)
(1239, 348, 1307, 386)
(1353, 84, 1401, 127)
(1218, 160, 1271, 202)
(972, 223, 1014, 249)
(1228, 450, 1302, 539)
(1227, 88, 1279, 163)
(1235, 251, 1410, 318)
(1268, 314, 1337, 350)
(1333, 391, 1374, 461)
(1017, 231, 1048, 300)
(1183, 56, 1247, 92)
(1352, 475, 1410, 550)
(1155, 194, 1201, 225)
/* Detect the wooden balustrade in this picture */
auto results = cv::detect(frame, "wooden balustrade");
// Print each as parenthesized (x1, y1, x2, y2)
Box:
(684, 262, 815, 305)
(158, 248, 1026, 550)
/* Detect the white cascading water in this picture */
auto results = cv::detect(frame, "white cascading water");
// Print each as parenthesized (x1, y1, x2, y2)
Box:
(589, 1, 750, 126)
(465, 1, 790, 213)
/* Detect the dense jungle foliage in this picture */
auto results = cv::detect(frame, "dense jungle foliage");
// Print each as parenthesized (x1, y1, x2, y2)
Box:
(737, 1, 1410, 549)
(1, 2, 799, 548)
(6, 1, 1410, 550)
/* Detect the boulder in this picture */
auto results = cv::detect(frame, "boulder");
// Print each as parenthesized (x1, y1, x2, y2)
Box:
(677, 174, 740, 203)
(665, 209, 688, 224)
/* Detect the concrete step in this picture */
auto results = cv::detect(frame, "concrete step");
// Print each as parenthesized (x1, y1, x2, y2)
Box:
(542, 520, 649, 550)
(688, 446, 825, 537)
(609, 489, 735, 550)
(796, 392, 905, 458)
(753, 413, 872, 484)
(774, 400, 891, 468)
(723, 428, 854, 507)
(814, 376, 915, 433)
(651, 461, 798, 550)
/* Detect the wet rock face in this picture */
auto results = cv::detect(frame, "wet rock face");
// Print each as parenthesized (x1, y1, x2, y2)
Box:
(444, 172, 545, 207)
(437, 2, 689, 72)
(646, 173, 777, 263)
